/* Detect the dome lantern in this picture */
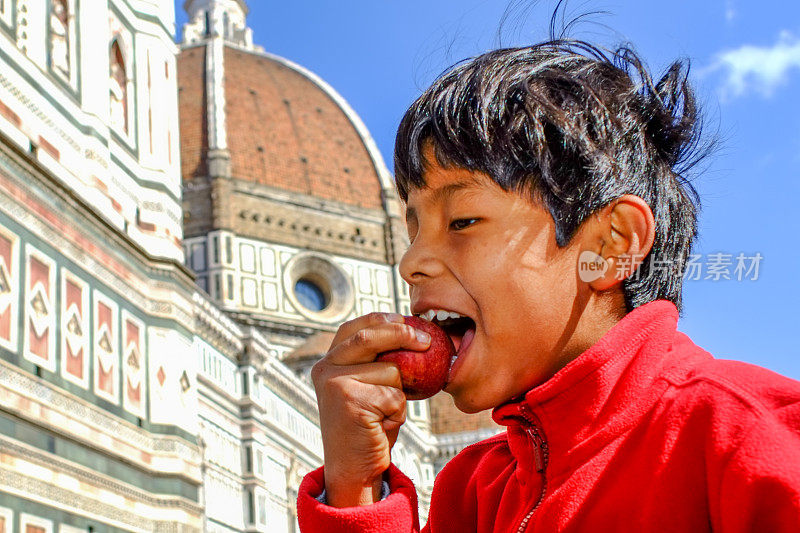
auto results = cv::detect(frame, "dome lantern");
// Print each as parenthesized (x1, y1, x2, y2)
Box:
(183, 0, 255, 50)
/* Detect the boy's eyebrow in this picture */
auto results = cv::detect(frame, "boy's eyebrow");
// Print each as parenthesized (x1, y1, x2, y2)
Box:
(430, 177, 485, 204)
(405, 176, 486, 225)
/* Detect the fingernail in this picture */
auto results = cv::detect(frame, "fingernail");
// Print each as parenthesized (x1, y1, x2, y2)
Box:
(385, 313, 405, 323)
(416, 330, 431, 344)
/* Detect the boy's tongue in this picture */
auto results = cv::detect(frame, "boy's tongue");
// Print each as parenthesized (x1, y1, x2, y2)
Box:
(459, 327, 475, 355)
(449, 327, 475, 355)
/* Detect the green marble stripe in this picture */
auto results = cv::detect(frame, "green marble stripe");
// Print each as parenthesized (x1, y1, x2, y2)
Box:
(0, 412, 200, 502)
(0, 491, 135, 533)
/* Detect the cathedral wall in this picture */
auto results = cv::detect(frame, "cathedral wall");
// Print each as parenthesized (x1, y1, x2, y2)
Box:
(183, 230, 408, 334)
(0, 0, 183, 263)
(191, 299, 324, 531)
(229, 185, 390, 265)
(0, 144, 203, 528)
(0, 132, 333, 530)
(0, 0, 210, 528)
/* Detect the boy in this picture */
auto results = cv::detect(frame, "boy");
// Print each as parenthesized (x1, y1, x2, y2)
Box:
(297, 39, 800, 531)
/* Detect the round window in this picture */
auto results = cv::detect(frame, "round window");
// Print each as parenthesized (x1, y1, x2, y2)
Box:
(294, 278, 328, 312)
(283, 252, 354, 323)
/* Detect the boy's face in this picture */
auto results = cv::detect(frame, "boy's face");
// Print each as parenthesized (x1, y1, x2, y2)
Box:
(400, 156, 601, 413)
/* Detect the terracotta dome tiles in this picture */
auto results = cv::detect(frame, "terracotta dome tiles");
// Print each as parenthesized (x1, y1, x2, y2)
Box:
(177, 47, 208, 181)
(177, 44, 384, 211)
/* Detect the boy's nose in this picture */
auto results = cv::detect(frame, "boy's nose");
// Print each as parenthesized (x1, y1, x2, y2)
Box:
(398, 237, 445, 285)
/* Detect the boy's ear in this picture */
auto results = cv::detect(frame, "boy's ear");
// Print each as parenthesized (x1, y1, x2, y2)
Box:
(582, 195, 655, 291)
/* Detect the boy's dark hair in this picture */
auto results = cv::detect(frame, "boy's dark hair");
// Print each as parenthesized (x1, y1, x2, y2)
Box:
(394, 39, 709, 313)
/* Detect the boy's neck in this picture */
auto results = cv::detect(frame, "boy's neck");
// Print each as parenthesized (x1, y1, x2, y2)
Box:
(551, 291, 628, 374)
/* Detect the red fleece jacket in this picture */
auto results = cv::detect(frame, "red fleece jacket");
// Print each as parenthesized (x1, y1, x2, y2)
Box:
(297, 301, 800, 532)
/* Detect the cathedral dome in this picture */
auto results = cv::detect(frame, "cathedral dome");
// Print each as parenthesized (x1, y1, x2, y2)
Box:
(178, 43, 388, 211)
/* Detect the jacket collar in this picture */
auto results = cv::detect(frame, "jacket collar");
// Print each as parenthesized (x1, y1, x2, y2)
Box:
(492, 300, 700, 476)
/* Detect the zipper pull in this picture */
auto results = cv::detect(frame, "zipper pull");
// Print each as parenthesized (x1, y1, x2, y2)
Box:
(519, 404, 547, 473)
(526, 428, 545, 473)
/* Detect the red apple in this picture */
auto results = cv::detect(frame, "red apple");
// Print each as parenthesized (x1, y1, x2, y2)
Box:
(376, 315, 455, 400)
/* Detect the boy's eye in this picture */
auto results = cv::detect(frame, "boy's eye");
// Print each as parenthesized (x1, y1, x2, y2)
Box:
(449, 218, 479, 231)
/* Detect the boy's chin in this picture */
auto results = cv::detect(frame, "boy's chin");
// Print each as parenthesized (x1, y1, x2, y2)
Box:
(448, 389, 495, 414)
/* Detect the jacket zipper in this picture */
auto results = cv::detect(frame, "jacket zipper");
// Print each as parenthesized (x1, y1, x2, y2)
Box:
(515, 404, 549, 533)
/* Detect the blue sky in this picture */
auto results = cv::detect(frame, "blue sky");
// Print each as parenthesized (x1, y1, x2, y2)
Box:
(174, 1, 800, 379)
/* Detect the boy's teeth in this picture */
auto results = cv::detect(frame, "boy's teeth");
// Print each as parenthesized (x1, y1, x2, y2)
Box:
(419, 309, 465, 322)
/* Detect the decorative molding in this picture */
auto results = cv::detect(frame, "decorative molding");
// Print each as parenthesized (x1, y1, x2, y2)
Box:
(281, 252, 354, 325)
(256, 357, 318, 425)
(241, 326, 270, 367)
(1, 466, 200, 532)
(122, 309, 147, 418)
(60, 267, 90, 389)
(193, 291, 244, 355)
(207, 237, 396, 334)
(232, 201, 388, 267)
(232, 179, 386, 224)
(0, 149, 196, 332)
(0, 435, 202, 514)
(0, 359, 201, 478)
(196, 338, 241, 401)
(23, 243, 57, 371)
(0, 70, 81, 154)
(0, 221, 20, 354)
(93, 288, 120, 405)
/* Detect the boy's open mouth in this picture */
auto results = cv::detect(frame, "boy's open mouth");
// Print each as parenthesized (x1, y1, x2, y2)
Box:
(415, 311, 476, 359)
(434, 315, 475, 353)
(415, 309, 476, 382)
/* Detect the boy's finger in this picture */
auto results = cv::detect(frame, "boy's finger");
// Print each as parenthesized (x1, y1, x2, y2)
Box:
(329, 312, 406, 349)
(312, 357, 405, 394)
(383, 399, 407, 448)
(325, 322, 431, 366)
(371, 384, 407, 426)
(318, 380, 406, 433)
(350, 361, 404, 389)
(310, 361, 403, 389)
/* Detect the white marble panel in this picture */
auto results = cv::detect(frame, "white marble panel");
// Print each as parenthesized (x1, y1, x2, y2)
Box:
(241, 277, 258, 307)
(376, 269, 391, 297)
(260, 247, 276, 277)
(262, 281, 278, 311)
(240, 243, 256, 273)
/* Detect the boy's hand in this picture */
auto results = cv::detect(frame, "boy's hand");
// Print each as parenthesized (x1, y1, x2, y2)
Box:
(311, 312, 431, 508)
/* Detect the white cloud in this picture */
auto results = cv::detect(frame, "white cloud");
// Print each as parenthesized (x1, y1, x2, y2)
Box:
(707, 31, 800, 100)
